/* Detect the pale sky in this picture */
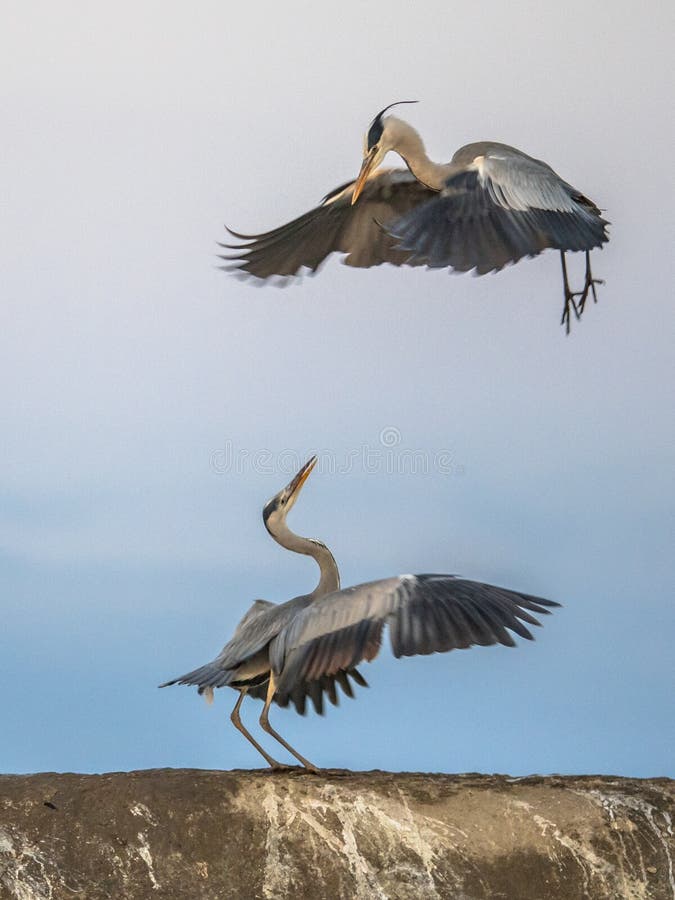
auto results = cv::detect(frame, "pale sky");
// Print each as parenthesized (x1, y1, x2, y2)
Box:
(1, 0, 673, 775)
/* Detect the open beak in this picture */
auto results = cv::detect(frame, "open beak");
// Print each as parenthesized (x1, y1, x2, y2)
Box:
(351, 149, 378, 205)
(287, 455, 318, 499)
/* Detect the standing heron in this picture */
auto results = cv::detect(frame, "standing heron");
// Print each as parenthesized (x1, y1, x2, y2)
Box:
(222, 102, 609, 331)
(161, 457, 560, 771)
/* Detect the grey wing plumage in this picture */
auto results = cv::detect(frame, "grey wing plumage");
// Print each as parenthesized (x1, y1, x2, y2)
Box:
(271, 574, 560, 695)
(159, 597, 305, 694)
(247, 667, 369, 715)
(231, 598, 277, 635)
(158, 658, 235, 694)
(386, 148, 609, 275)
(160, 593, 370, 711)
(221, 170, 435, 280)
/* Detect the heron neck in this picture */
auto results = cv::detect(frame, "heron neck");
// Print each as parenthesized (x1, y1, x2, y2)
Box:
(394, 125, 448, 192)
(272, 519, 340, 597)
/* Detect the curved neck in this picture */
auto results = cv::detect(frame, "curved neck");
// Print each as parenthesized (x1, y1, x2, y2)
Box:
(269, 518, 340, 597)
(392, 122, 449, 192)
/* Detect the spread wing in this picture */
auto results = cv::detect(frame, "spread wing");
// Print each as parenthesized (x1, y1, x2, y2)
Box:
(159, 597, 307, 692)
(221, 169, 435, 280)
(161, 593, 370, 714)
(386, 148, 609, 275)
(270, 573, 559, 695)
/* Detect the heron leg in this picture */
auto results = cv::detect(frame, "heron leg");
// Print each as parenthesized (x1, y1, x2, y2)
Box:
(560, 252, 580, 334)
(260, 673, 320, 773)
(576, 250, 604, 317)
(230, 688, 285, 769)
(560, 251, 604, 330)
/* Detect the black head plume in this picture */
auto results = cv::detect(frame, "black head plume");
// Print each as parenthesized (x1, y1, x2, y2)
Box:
(366, 100, 419, 150)
(262, 496, 280, 523)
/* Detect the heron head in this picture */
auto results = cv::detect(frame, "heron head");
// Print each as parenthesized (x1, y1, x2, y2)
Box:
(263, 456, 317, 531)
(352, 101, 418, 205)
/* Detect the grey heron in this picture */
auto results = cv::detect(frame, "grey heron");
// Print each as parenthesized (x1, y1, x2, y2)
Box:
(222, 102, 609, 331)
(161, 456, 560, 771)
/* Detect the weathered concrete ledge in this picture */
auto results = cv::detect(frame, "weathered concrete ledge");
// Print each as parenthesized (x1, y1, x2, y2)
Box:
(0, 769, 673, 899)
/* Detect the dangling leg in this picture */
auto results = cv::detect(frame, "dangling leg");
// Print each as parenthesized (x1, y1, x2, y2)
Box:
(560, 251, 580, 334)
(230, 687, 285, 769)
(260, 673, 320, 772)
(576, 250, 604, 317)
(560, 251, 604, 330)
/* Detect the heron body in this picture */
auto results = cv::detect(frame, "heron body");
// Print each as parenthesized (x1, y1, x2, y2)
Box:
(161, 457, 560, 771)
(223, 103, 609, 330)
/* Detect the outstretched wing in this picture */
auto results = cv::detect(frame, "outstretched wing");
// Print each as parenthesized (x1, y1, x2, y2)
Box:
(386, 148, 609, 275)
(221, 169, 435, 280)
(271, 573, 559, 695)
(159, 596, 308, 692)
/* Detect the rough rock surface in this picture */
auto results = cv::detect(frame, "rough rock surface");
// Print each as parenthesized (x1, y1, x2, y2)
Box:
(0, 769, 673, 899)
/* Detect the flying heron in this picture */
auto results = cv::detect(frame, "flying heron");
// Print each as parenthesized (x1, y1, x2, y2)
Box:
(161, 457, 560, 771)
(222, 101, 609, 331)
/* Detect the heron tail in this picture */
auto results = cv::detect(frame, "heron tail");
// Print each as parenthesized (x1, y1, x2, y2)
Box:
(159, 660, 233, 695)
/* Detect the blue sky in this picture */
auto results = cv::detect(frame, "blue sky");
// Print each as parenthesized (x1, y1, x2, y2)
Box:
(1, 0, 673, 776)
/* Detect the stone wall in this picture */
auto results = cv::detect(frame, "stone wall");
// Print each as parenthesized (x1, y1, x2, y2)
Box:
(1, 770, 673, 899)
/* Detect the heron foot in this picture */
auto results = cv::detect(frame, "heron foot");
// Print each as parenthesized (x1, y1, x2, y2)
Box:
(559, 251, 603, 333)
(561, 291, 581, 334)
(561, 277, 604, 331)
(265, 762, 321, 775)
(576, 274, 604, 317)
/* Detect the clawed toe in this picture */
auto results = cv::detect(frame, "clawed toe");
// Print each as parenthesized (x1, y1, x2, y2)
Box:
(576, 277, 604, 316)
(561, 292, 581, 333)
(559, 251, 604, 332)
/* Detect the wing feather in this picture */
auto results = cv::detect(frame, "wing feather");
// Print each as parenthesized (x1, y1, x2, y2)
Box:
(273, 574, 559, 695)
(223, 170, 435, 280)
(387, 150, 608, 274)
(249, 666, 369, 715)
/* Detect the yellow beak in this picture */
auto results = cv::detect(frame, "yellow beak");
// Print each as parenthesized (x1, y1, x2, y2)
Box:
(288, 455, 318, 499)
(351, 150, 378, 205)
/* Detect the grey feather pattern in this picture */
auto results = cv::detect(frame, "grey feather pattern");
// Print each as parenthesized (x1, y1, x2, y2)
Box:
(159, 595, 310, 691)
(234, 667, 368, 715)
(272, 574, 560, 695)
(386, 145, 608, 275)
(158, 590, 371, 717)
(220, 170, 435, 280)
(212, 596, 309, 671)
(231, 598, 276, 634)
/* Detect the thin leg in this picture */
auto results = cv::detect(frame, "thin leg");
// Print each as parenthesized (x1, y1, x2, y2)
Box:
(260, 673, 320, 772)
(230, 688, 285, 769)
(576, 250, 604, 316)
(560, 251, 604, 330)
(560, 251, 580, 335)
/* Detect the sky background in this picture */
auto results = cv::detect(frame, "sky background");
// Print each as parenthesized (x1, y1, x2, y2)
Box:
(1, 0, 673, 777)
